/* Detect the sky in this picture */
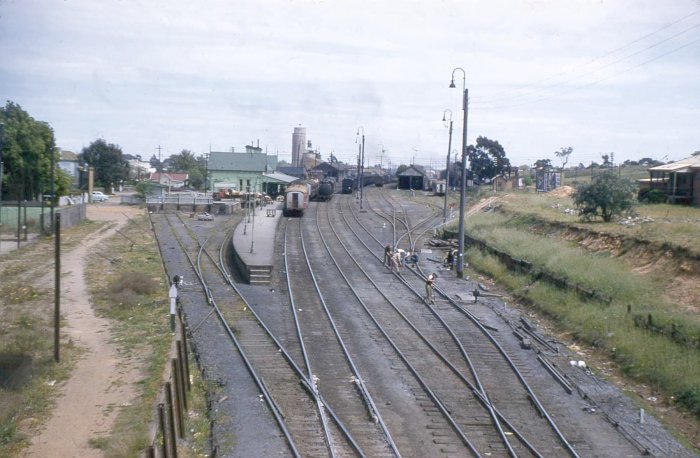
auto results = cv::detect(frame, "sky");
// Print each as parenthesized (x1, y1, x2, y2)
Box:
(1, 0, 699, 171)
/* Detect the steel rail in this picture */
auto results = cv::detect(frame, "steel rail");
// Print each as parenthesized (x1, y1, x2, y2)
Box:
(347, 192, 581, 457)
(173, 213, 368, 456)
(282, 221, 339, 456)
(159, 213, 302, 457)
(320, 200, 494, 457)
(298, 216, 402, 457)
(336, 198, 538, 457)
(206, 219, 369, 456)
(171, 212, 376, 457)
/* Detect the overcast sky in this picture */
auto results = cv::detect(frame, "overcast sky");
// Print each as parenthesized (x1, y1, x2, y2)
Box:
(1, 0, 699, 170)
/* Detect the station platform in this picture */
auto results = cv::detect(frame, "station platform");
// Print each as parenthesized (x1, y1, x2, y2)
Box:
(231, 203, 282, 285)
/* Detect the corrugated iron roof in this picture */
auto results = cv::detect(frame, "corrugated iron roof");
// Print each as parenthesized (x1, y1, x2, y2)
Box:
(209, 151, 273, 172)
(263, 171, 298, 184)
(648, 155, 700, 172)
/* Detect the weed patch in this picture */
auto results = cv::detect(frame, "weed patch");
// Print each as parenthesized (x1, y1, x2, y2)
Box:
(463, 214, 700, 417)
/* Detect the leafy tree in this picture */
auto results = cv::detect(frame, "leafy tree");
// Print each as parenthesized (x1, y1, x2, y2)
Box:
(573, 171, 636, 222)
(0, 101, 61, 200)
(600, 153, 612, 168)
(638, 157, 663, 167)
(466, 136, 510, 180)
(555, 146, 573, 169)
(533, 158, 552, 169)
(168, 149, 198, 173)
(149, 154, 163, 172)
(80, 139, 130, 188)
(168, 149, 208, 189)
(135, 181, 157, 200)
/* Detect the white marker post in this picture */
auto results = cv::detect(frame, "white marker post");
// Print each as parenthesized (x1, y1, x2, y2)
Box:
(169, 282, 178, 332)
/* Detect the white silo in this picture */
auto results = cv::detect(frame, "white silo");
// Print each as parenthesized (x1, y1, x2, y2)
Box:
(292, 127, 306, 168)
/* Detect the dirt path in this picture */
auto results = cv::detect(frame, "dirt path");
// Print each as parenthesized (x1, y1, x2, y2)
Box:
(27, 203, 144, 457)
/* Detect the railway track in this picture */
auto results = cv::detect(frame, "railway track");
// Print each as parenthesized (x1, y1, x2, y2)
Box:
(336, 191, 582, 456)
(149, 188, 662, 457)
(154, 212, 366, 457)
(313, 197, 526, 456)
(282, 217, 399, 456)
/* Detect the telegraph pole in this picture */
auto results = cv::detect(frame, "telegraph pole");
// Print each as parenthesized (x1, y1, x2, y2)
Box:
(0, 123, 4, 252)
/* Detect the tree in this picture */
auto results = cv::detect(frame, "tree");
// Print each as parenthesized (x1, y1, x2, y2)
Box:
(555, 146, 573, 169)
(533, 158, 552, 169)
(80, 139, 130, 189)
(168, 149, 207, 189)
(573, 171, 636, 222)
(135, 181, 156, 200)
(149, 154, 163, 172)
(0, 101, 61, 200)
(466, 136, 511, 181)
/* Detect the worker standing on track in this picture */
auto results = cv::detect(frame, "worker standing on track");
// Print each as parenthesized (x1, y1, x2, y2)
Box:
(425, 273, 437, 304)
(384, 245, 393, 267)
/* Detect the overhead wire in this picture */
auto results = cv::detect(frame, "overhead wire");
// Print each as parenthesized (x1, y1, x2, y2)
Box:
(481, 8, 700, 101)
(472, 8, 700, 109)
(478, 27, 700, 109)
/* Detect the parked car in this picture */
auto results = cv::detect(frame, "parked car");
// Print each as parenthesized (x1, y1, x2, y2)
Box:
(91, 191, 109, 202)
(197, 212, 214, 221)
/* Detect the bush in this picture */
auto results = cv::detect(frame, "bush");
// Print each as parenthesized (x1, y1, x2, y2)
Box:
(573, 171, 636, 222)
(108, 272, 159, 296)
(639, 188, 666, 204)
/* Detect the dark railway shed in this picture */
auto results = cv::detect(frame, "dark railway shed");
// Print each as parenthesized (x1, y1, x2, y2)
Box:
(397, 166, 427, 190)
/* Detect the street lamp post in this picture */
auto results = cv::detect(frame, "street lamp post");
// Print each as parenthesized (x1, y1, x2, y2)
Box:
(0, 123, 4, 252)
(450, 67, 469, 279)
(356, 127, 365, 210)
(442, 109, 453, 223)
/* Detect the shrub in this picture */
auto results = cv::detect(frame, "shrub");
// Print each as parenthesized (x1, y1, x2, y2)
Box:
(639, 188, 666, 204)
(573, 171, 636, 221)
(108, 272, 159, 296)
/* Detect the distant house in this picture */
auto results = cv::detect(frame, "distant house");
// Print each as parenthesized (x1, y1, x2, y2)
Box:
(208, 145, 300, 197)
(642, 153, 700, 205)
(149, 172, 189, 190)
(312, 162, 339, 180)
(57, 150, 80, 185)
(492, 174, 521, 192)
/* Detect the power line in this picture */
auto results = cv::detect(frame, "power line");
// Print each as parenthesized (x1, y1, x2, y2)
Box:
(478, 32, 700, 110)
(476, 8, 700, 105)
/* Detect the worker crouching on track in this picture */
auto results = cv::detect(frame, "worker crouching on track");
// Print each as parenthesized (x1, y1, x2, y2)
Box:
(425, 273, 437, 304)
(403, 251, 419, 268)
(391, 250, 403, 273)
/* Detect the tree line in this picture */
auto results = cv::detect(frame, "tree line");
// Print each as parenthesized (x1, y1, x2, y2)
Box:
(0, 101, 208, 201)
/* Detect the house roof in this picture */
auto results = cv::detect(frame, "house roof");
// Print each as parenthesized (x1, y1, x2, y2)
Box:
(648, 155, 700, 173)
(312, 162, 338, 173)
(209, 151, 274, 172)
(399, 166, 426, 177)
(277, 166, 305, 177)
(59, 150, 79, 161)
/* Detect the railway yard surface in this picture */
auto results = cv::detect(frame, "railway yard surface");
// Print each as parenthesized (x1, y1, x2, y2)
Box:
(153, 187, 697, 457)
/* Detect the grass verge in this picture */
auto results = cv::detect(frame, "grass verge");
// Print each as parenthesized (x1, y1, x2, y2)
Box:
(462, 210, 700, 417)
(0, 221, 104, 455)
(83, 213, 212, 457)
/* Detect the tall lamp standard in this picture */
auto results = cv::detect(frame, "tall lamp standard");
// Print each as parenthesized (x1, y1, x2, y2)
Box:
(450, 67, 468, 279)
(356, 127, 365, 210)
(442, 109, 453, 223)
